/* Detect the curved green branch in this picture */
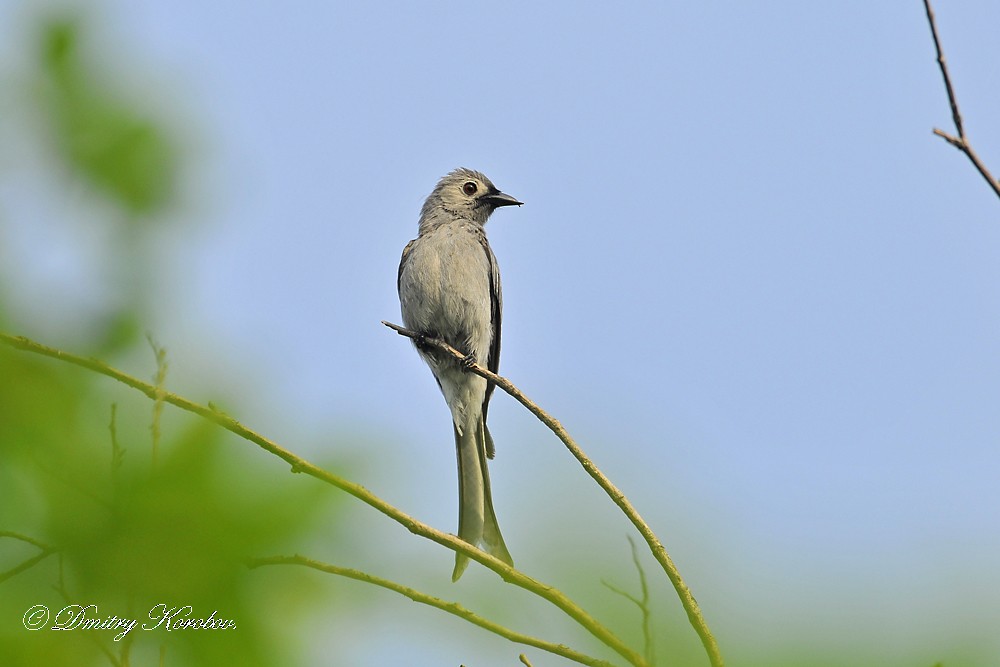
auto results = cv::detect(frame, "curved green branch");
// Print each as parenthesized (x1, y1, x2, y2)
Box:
(0, 332, 645, 667)
(383, 320, 724, 667)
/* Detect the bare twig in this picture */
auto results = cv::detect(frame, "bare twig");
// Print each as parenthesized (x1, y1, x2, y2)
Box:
(520, 654, 535, 667)
(383, 321, 723, 667)
(602, 537, 655, 665)
(250, 555, 618, 667)
(0, 548, 57, 583)
(0, 332, 645, 667)
(0, 531, 53, 550)
(631, 537, 654, 665)
(923, 0, 1000, 200)
(51, 555, 123, 667)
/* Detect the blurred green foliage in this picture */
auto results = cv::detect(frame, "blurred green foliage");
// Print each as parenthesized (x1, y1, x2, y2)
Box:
(38, 17, 176, 217)
(0, 13, 341, 667)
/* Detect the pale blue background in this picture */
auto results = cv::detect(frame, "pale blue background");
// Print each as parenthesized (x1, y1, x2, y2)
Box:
(2, 1, 999, 665)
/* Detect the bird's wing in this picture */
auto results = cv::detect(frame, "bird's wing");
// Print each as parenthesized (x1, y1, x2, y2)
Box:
(480, 234, 501, 458)
(397, 238, 417, 296)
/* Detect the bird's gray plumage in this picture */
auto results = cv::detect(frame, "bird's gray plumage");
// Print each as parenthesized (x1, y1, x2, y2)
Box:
(397, 168, 521, 580)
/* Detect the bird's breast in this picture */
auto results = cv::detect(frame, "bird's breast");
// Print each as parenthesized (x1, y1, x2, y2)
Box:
(399, 225, 493, 358)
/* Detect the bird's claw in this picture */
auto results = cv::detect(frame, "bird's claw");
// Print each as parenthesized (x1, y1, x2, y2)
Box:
(414, 331, 435, 352)
(460, 353, 476, 369)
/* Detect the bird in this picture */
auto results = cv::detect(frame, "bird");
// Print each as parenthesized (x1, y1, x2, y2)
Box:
(397, 167, 522, 580)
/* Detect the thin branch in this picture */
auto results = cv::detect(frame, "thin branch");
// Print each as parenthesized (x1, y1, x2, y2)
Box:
(383, 320, 723, 667)
(0, 531, 53, 550)
(602, 580, 641, 608)
(0, 531, 57, 583)
(250, 555, 619, 667)
(603, 537, 654, 665)
(0, 332, 645, 667)
(923, 0, 963, 139)
(923, 0, 1000, 200)
(520, 655, 535, 667)
(631, 536, 655, 664)
(51, 554, 123, 667)
(0, 548, 57, 583)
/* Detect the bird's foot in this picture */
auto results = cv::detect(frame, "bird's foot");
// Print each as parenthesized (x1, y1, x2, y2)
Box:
(414, 331, 436, 352)
(460, 353, 476, 370)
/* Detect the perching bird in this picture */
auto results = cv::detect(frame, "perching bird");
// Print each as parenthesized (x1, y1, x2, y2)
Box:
(397, 168, 522, 580)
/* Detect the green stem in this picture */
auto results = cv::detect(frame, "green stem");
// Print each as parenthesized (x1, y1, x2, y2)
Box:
(0, 332, 646, 667)
(383, 321, 724, 667)
(250, 555, 620, 667)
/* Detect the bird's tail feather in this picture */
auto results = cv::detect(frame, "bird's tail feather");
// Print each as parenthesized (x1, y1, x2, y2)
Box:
(479, 420, 513, 567)
(451, 418, 512, 581)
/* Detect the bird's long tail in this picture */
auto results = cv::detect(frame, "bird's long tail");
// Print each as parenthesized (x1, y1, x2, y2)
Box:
(452, 418, 513, 581)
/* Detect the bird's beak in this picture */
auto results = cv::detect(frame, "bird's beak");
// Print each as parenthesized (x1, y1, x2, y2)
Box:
(483, 191, 523, 208)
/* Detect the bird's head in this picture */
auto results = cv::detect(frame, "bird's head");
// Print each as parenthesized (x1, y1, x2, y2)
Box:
(421, 167, 522, 227)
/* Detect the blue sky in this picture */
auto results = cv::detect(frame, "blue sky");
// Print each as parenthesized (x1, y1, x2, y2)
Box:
(3, 1, 1000, 665)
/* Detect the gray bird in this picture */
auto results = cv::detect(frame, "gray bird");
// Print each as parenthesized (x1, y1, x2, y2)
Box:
(397, 168, 522, 580)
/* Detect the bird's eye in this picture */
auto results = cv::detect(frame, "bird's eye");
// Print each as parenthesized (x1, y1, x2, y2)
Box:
(462, 181, 478, 196)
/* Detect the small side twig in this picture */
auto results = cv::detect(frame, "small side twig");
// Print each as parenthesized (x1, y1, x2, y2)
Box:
(923, 0, 1000, 200)
(51, 554, 123, 667)
(603, 537, 654, 665)
(0, 534, 55, 594)
(383, 320, 723, 667)
(0, 531, 53, 550)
